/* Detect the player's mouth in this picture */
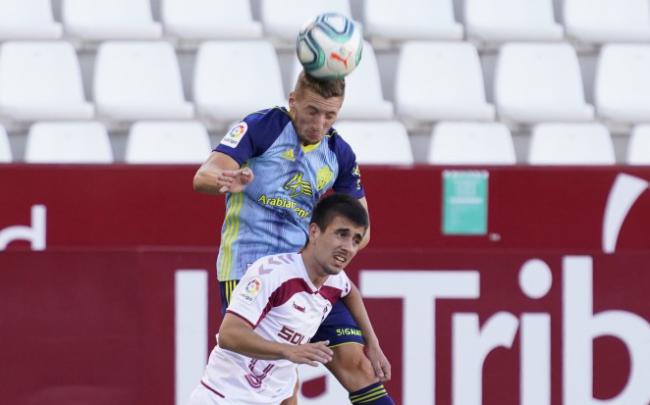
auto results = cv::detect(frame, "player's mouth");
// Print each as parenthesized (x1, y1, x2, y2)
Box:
(333, 253, 348, 266)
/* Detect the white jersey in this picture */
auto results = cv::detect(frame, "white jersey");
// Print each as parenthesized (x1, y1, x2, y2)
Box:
(200, 252, 352, 404)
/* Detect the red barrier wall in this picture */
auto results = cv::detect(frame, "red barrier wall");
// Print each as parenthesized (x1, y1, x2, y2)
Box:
(1, 165, 649, 405)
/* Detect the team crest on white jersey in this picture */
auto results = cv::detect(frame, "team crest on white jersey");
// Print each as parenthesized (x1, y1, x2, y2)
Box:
(221, 122, 248, 148)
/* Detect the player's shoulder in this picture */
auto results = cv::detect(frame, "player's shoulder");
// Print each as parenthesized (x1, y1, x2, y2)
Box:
(246, 252, 302, 280)
(327, 126, 356, 157)
(242, 106, 291, 134)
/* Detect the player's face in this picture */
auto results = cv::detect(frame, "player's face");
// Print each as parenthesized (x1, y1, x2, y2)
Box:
(288, 88, 343, 145)
(310, 215, 365, 276)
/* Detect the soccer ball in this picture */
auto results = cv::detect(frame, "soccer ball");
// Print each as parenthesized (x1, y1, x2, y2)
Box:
(296, 12, 363, 80)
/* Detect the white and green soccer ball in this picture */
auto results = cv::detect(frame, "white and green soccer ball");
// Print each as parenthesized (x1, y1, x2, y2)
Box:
(296, 12, 363, 80)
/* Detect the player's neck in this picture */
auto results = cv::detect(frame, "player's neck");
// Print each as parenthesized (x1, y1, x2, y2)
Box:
(300, 251, 329, 288)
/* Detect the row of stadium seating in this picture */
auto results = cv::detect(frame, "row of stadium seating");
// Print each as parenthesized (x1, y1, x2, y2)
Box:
(1, 120, 649, 165)
(0, 40, 648, 130)
(1, 0, 649, 49)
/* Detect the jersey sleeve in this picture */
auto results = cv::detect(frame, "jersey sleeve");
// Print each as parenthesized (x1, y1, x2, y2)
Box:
(214, 108, 288, 166)
(226, 257, 284, 326)
(329, 134, 365, 199)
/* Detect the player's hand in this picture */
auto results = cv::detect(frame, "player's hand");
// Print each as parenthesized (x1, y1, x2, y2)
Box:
(284, 340, 333, 367)
(364, 340, 392, 381)
(217, 168, 254, 193)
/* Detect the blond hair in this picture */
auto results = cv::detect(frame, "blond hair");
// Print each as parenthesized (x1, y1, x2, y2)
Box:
(295, 71, 345, 99)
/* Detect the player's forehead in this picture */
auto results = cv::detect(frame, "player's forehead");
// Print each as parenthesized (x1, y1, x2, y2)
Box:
(324, 215, 365, 236)
(297, 89, 342, 113)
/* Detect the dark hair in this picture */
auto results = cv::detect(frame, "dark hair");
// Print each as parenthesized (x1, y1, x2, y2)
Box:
(295, 70, 345, 99)
(310, 193, 368, 231)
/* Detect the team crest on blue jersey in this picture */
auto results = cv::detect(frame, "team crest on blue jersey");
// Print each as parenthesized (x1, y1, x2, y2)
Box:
(221, 122, 248, 148)
(316, 166, 333, 191)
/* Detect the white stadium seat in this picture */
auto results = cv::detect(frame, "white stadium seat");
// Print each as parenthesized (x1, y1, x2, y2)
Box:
(363, 0, 463, 42)
(162, 0, 262, 43)
(25, 121, 113, 163)
(564, 0, 650, 45)
(62, 0, 162, 43)
(595, 44, 650, 126)
(0, 41, 93, 127)
(194, 41, 285, 129)
(0, 124, 11, 162)
(528, 123, 615, 165)
(94, 41, 193, 127)
(395, 41, 495, 127)
(465, 0, 563, 47)
(333, 121, 413, 165)
(494, 43, 594, 126)
(125, 121, 211, 164)
(291, 41, 393, 120)
(627, 125, 650, 165)
(260, 0, 351, 45)
(428, 122, 516, 165)
(0, 0, 62, 40)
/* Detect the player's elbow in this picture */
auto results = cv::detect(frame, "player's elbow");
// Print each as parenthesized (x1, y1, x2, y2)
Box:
(218, 326, 238, 352)
(192, 169, 211, 193)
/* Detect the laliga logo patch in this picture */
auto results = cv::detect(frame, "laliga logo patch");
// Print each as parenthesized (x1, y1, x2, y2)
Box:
(240, 277, 262, 302)
(220, 122, 248, 148)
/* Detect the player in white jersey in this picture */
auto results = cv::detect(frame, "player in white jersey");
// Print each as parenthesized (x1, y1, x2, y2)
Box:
(187, 194, 390, 405)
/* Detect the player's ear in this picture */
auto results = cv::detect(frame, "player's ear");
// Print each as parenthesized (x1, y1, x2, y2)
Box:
(308, 222, 320, 240)
(288, 91, 296, 108)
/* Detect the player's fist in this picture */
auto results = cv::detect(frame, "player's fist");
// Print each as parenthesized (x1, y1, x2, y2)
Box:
(217, 168, 255, 193)
(285, 340, 333, 366)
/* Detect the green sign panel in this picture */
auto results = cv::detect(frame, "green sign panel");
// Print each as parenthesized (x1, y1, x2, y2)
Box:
(442, 170, 489, 235)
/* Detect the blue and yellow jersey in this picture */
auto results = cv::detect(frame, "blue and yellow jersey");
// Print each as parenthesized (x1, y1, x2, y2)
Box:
(214, 107, 364, 281)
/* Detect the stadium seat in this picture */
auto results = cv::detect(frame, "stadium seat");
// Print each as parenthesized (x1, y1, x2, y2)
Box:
(62, 0, 162, 44)
(0, 41, 93, 127)
(395, 41, 495, 128)
(290, 41, 393, 120)
(494, 43, 594, 126)
(0, 124, 11, 162)
(627, 125, 650, 165)
(363, 0, 463, 43)
(260, 0, 352, 45)
(125, 121, 211, 164)
(94, 41, 193, 127)
(465, 0, 563, 47)
(0, 0, 62, 40)
(564, 0, 650, 45)
(24, 121, 113, 163)
(333, 121, 413, 165)
(595, 44, 650, 126)
(528, 123, 615, 165)
(427, 122, 516, 165)
(194, 41, 285, 129)
(161, 0, 262, 45)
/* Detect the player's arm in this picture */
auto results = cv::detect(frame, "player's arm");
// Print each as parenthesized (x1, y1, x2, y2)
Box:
(193, 151, 254, 195)
(341, 283, 391, 381)
(357, 196, 371, 250)
(218, 312, 334, 366)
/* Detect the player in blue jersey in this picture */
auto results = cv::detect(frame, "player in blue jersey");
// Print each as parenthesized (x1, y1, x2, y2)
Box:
(194, 71, 394, 405)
